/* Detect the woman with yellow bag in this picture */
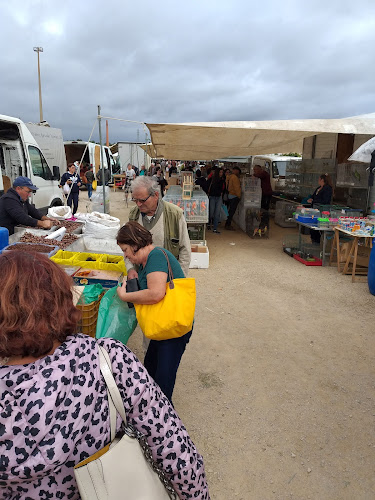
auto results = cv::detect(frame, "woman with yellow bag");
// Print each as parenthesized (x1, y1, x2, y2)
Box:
(117, 221, 195, 404)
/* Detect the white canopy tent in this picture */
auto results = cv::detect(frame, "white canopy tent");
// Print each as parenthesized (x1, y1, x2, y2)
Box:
(145, 114, 375, 160)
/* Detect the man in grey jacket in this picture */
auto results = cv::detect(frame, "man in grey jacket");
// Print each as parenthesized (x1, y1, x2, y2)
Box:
(126, 176, 191, 278)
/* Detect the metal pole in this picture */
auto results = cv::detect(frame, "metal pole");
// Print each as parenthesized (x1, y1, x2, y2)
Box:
(98, 105, 107, 214)
(33, 47, 44, 122)
(144, 131, 147, 171)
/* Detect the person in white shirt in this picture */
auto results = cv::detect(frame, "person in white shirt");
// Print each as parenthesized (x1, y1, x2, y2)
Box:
(123, 163, 136, 205)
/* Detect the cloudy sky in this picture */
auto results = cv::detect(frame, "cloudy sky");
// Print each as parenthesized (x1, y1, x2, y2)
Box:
(1, 0, 375, 143)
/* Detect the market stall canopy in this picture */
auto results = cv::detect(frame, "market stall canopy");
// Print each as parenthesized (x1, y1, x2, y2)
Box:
(348, 136, 375, 163)
(139, 143, 157, 158)
(145, 114, 375, 160)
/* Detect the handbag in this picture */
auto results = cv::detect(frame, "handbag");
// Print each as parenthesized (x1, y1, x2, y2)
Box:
(63, 183, 71, 195)
(134, 248, 196, 341)
(74, 345, 176, 499)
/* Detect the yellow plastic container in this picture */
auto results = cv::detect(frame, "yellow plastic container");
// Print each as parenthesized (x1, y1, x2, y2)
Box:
(52, 251, 127, 276)
(99, 254, 127, 274)
(51, 250, 77, 265)
(72, 252, 103, 270)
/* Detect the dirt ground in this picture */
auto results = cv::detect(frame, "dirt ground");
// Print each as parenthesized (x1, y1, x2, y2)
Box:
(80, 190, 375, 500)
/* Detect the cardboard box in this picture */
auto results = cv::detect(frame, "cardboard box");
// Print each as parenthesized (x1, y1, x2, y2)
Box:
(189, 244, 209, 269)
(72, 268, 122, 288)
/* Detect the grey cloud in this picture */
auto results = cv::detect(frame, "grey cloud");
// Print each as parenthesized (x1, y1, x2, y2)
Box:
(1, 0, 375, 145)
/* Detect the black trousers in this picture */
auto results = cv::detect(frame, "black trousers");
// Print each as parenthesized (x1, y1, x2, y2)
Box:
(226, 197, 240, 227)
(260, 194, 271, 229)
(67, 192, 79, 215)
(144, 331, 192, 403)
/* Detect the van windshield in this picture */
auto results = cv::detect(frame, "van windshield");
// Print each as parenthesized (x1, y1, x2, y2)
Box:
(272, 161, 287, 178)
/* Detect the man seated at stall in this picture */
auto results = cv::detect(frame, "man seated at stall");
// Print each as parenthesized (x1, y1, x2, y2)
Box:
(0, 177, 55, 235)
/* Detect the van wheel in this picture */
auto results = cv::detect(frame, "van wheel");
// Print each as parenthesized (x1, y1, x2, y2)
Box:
(50, 199, 63, 207)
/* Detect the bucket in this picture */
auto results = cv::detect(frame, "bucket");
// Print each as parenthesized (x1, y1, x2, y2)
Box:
(368, 243, 375, 295)
(0, 227, 9, 253)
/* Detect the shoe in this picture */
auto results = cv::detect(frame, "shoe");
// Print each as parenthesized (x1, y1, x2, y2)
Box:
(213, 229, 221, 234)
(207, 224, 211, 230)
(225, 225, 234, 231)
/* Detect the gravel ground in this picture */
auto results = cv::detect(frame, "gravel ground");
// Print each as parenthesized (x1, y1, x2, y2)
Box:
(78, 191, 375, 500)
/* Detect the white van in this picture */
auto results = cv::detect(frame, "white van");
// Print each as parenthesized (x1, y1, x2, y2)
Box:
(251, 155, 302, 192)
(64, 141, 115, 175)
(0, 114, 64, 213)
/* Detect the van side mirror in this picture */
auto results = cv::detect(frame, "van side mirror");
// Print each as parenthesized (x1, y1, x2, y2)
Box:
(52, 166, 60, 181)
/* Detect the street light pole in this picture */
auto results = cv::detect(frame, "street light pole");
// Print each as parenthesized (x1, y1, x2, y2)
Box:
(33, 47, 44, 123)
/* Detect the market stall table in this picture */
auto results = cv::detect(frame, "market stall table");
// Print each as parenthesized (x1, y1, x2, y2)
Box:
(112, 174, 127, 191)
(295, 219, 335, 266)
(329, 227, 373, 282)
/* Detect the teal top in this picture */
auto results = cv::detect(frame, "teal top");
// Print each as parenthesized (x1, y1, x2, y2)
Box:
(138, 247, 185, 290)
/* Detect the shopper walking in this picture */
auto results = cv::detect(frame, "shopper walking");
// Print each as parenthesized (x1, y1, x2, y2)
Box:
(85, 165, 95, 200)
(117, 222, 193, 404)
(208, 168, 225, 233)
(60, 163, 82, 215)
(225, 166, 242, 230)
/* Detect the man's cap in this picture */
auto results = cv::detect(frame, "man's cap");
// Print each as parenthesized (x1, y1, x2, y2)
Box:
(13, 176, 39, 191)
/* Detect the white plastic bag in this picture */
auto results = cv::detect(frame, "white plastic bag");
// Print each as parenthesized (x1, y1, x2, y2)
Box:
(84, 212, 120, 239)
(48, 206, 72, 220)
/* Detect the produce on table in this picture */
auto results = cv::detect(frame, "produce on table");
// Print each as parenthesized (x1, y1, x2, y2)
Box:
(20, 232, 78, 250)
(7, 243, 55, 253)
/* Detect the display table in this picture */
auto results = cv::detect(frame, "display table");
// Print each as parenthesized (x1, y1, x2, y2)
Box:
(296, 220, 334, 266)
(329, 228, 373, 282)
(112, 174, 126, 191)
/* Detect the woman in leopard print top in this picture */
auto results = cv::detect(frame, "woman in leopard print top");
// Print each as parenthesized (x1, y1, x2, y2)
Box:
(0, 252, 209, 499)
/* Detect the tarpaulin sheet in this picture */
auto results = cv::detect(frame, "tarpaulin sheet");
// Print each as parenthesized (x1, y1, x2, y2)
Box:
(145, 113, 375, 160)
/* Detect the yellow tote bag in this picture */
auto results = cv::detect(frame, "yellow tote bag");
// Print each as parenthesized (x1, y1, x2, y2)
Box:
(92, 179, 97, 191)
(134, 250, 196, 341)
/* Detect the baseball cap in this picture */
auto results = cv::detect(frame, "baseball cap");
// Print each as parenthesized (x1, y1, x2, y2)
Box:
(13, 176, 39, 191)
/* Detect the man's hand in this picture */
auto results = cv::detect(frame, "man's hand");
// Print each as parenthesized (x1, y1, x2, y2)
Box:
(37, 220, 54, 230)
(127, 269, 138, 280)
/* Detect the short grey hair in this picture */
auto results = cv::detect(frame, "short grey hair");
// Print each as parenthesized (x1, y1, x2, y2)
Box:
(131, 176, 159, 195)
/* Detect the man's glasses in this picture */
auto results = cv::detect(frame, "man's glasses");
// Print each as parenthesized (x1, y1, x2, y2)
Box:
(131, 194, 152, 204)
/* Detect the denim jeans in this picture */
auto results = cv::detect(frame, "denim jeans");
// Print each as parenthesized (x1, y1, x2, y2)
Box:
(87, 183, 93, 199)
(144, 331, 192, 403)
(209, 196, 222, 230)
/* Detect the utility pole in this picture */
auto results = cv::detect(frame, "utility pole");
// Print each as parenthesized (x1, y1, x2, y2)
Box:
(33, 47, 44, 122)
(98, 105, 107, 214)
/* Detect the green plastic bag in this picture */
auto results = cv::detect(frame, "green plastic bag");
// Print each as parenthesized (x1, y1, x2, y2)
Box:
(77, 284, 104, 305)
(95, 286, 137, 345)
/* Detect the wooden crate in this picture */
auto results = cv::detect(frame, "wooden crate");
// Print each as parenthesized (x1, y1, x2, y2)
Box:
(182, 183, 193, 199)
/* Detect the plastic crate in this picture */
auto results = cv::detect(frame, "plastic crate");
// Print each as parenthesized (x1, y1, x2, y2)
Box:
(77, 292, 105, 338)
(295, 215, 318, 224)
(51, 250, 77, 265)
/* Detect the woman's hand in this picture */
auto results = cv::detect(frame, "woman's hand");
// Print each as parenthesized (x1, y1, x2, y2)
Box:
(307, 198, 313, 203)
(117, 279, 127, 301)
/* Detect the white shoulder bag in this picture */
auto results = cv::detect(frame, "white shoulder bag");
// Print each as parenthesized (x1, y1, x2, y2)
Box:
(74, 345, 177, 499)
